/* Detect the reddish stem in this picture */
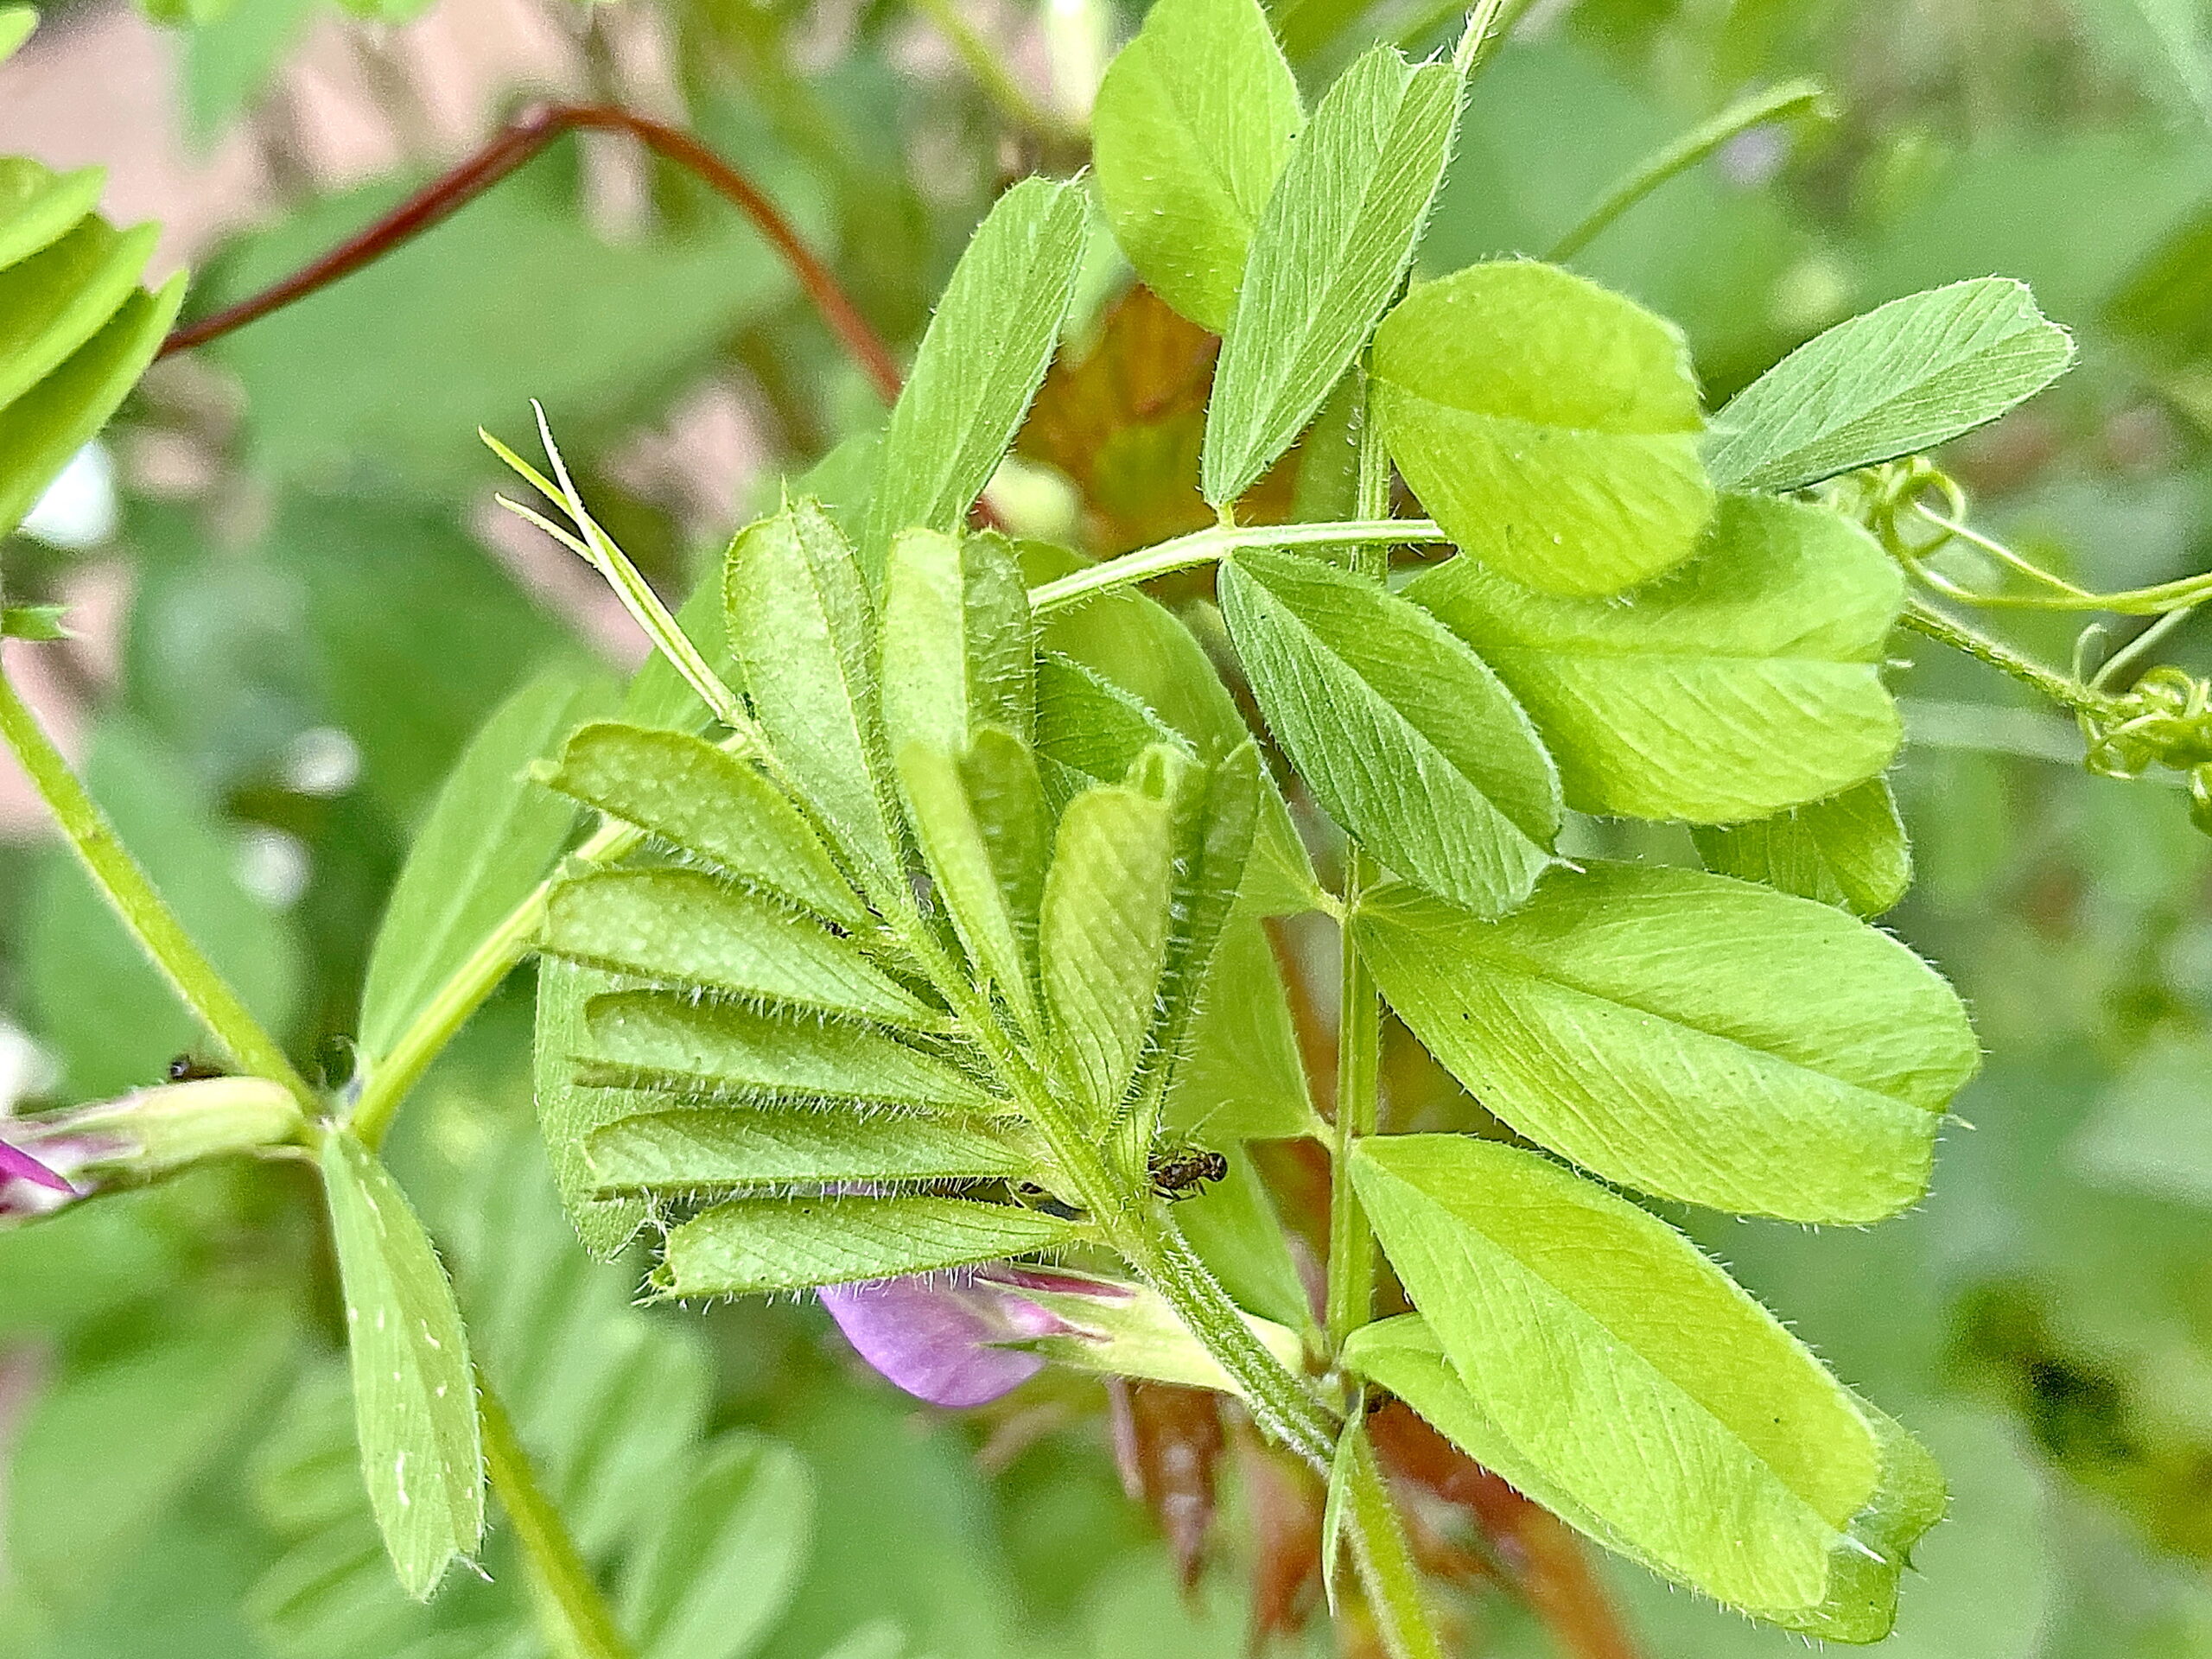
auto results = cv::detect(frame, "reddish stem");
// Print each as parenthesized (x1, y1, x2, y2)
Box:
(159, 101, 906, 407)
(1369, 1402, 1647, 1659)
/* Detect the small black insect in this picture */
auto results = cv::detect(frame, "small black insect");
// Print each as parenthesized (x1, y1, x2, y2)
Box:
(165, 1054, 228, 1083)
(1147, 1141, 1229, 1200)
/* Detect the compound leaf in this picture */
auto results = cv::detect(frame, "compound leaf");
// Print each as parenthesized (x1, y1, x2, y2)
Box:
(1220, 549, 1558, 918)
(1091, 0, 1302, 332)
(1707, 278, 2075, 493)
(1202, 45, 1459, 505)
(1374, 260, 1713, 596)
(1354, 864, 1979, 1223)
(1406, 493, 1904, 823)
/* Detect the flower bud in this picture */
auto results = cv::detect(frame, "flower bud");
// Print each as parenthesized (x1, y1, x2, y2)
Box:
(1, 1077, 306, 1221)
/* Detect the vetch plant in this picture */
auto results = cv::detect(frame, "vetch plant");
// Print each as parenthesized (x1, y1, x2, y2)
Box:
(3, 0, 2210, 1653)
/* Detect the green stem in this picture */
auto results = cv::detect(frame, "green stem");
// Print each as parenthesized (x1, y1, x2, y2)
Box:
(0, 665, 315, 1104)
(906, 0, 1079, 145)
(1344, 1432, 1447, 1659)
(1547, 78, 1829, 263)
(1326, 376, 1390, 1353)
(350, 816, 641, 1150)
(1899, 601, 2117, 720)
(1027, 518, 1444, 617)
(479, 1377, 636, 1659)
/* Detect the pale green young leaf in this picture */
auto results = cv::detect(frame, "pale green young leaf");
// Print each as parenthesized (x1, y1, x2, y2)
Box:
(1031, 560, 1323, 915)
(535, 958, 651, 1259)
(542, 721, 866, 930)
(1034, 652, 1192, 792)
(1165, 912, 1319, 1141)
(862, 178, 1089, 566)
(1219, 549, 1559, 918)
(896, 734, 1048, 1030)
(1343, 1311, 1944, 1639)
(0, 275, 185, 537)
(657, 1195, 1088, 1295)
(1091, 0, 1302, 332)
(540, 868, 938, 1027)
(0, 216, 157, 416)
(317, 1132, 483, 1600)
(724, 499, 903, 893)
(1355, 865, 1979, 1223)
(1202, 46, 1459, 505)
(1692, 779, 1911, 917)
(587, 1109, 1031, 1196)
(1141, 741, 1264, 1130)
(578, 988, 994, 1111)
(0, 158, 105, 276)
(1373, 260, 1714, 595)
(0, 9, 35, 63)
(1406, 493, 1904, 823)
(620, 1433, 813, 1659)
(880, 528, 1035, 756)
(360, 668, 613, 1063)
(1707, 278, 2075, 493)
(1350, 1135, 1896, 1618)
(1041, 763, 1179, 1121)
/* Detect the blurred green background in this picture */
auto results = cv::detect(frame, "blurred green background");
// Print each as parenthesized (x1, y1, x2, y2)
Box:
(2, 0, 2211, 1652)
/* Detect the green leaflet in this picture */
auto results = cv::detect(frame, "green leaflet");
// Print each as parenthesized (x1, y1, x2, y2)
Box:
(1, 603, 67, 639)
(0, 158, 105, 275)
(1406, 493, 1904, 823)
(896, 734, 1049, 1033)
(317, 1133, 483, 1600)
(1029, 558, 1323, 915)
(861, 178, 1089, 568)
(724, 499, 904, 894)
(1349, 1135, 1916, 1620)
(541, 720, 866, 930)
(0, 275, 185, 537)
(1091, 0, 1302, 332)
(1355, 867, 1980, 1223)
(535, 958, 652, 1259)
(360, 667, 613, 1065)
(656, 1194, 1087, 1295)
(620, 1433, 814, 1659)
(585, 1109, 1031, 1195)
(1200, 45, 1460, 506)
(1034, 652, 1187, 791)
(880, 528, 1035, 755)
(1164, 912, 1319, 1141)
(0, 216, 156, 415)
(1342, 1312, 1945, 1639)
(1040, 760, 1179, 1122)
(621, 569, 739, 736)
(1373, 260, 1714, 596)
(1693, 779, 1912, 917)
(540, 868, 938, 1027)
(578, 988, 994, 1111)
(1170, 1138, 1314, 1332)
(1219, 549, 1559, 918)
(1707, 278, 2075, 493)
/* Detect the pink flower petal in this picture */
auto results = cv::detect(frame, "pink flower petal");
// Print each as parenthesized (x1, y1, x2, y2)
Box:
(0, 1136, 73, 1195)
(818, 1272, 1071, 1408)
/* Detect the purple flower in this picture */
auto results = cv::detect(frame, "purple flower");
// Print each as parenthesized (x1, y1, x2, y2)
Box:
(0, 1133, 88, 1219)
(819, 1266, 1123, 1408)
